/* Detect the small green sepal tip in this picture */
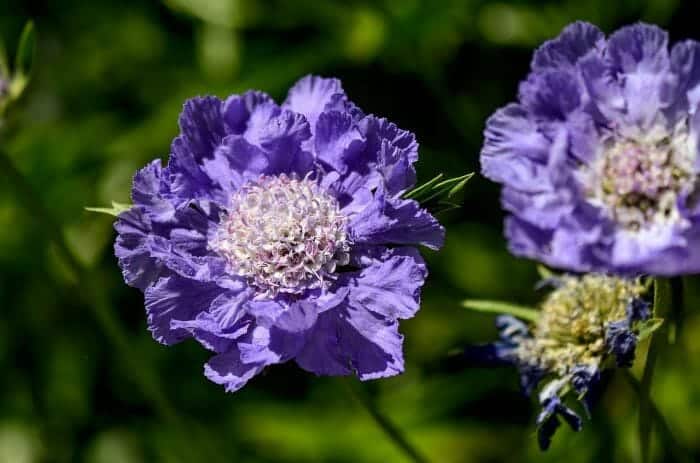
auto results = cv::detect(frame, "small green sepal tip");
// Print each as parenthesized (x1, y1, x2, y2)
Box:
(85, 201, 132, 217)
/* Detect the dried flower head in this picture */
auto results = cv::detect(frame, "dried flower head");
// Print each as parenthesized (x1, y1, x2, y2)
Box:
(469, 274, 653, 450)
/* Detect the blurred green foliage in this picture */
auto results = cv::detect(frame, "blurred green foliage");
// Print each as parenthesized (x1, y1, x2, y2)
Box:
(1, 0, 700, 462)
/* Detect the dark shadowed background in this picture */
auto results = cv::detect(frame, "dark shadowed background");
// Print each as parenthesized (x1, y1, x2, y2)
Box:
(1, 0, 700, 461)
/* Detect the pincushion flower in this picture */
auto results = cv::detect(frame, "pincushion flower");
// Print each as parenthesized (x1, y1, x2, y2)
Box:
(114, 75, 444, 392)
(481, 21, 700, 275)
(467, 274, 654, 450)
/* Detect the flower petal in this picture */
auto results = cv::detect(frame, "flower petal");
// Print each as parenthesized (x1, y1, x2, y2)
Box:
(222, 90, 274, 134)
(144, 275, 225, 345)
(480, 104, 552, 193)
(348, 189, 444, 250)
(283, 75, 345, 132)
(314, 110, 366, 173)
(532, 21, 604, 72)
(342, 248, 427, 320)
(114, 206, 168, 291)
(204, 348, 267, 393)
(294, 303, 405, 380)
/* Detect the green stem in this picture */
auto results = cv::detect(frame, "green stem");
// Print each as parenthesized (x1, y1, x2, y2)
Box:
(344, 380, 429, 463)
(0, 149, 219, 462)
(639, 278, 673, 463)
(668, 278, 684, 344)
(625, 371, 692, 463)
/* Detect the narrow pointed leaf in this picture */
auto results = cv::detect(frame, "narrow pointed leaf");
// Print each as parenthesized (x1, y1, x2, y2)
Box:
(447, 175, 472, 197)
(14, 21, 36, 79)
(0, 39, 8, 78)
(432, 172, 473, 191)
(432, 201, 461, 215)
(413, 172, 473, 205)
(404, 173, 443, 200)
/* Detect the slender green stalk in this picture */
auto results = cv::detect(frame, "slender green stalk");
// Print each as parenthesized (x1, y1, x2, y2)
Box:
(461, 299, 539, 322)
(638, 278, 681, 463)
(668, 278, 685, 343)
(344, 379, 429, 463)
(0, 149, 221, 462)
(625, 371, 692, 463)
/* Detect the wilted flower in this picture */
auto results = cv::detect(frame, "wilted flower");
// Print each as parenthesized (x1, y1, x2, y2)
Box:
(468, 274, 652, 449)
(114, 75, 444, 391)
(481, 21, 700, 275)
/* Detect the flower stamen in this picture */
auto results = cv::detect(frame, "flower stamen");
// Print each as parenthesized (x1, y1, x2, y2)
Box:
(583, 125, 696, 231)
(211, 174, 350, 297)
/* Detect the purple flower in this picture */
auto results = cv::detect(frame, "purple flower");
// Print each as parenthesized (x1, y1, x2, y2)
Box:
(481, 21, 700, 275)
(114, 75, 444, 392)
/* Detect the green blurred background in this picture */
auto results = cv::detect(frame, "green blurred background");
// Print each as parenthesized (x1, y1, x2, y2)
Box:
(2, 0, 700, 461)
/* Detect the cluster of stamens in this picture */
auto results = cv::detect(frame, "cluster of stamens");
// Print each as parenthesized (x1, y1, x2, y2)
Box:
(515, 275, 646, 376)
(210, 174, 350, 298)
(584, 127, 696, 231)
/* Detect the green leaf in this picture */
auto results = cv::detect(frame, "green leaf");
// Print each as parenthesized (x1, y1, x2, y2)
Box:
(461, 299, 539, 322)
(14, 21, 36, 77)
(431, 200, 461, 215)
(85, 201, 132, 217)
(403, 173, 443, 200)
(404, 172, 473, 210)
(10, 21, 36, 99)
(0, 39, 9, 78)
(637, 318, 664, 342)
(433, 173, 473, 194)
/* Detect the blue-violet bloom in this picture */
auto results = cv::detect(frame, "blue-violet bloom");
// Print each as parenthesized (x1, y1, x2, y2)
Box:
(114, 75, 444, 392)
(469, 274, 651, 450)
(481, 21, 700, 275)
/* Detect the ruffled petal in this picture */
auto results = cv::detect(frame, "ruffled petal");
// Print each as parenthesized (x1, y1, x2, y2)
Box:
(503, 215, 553, 262)
(518, 70, 583, 120)
(116, 199, 228, 286)
(501, 186, 575, 229)
(201, 136, 270, 195)
(222, 90, 274, 134)
(669, 40, 700, 120)
(609, 225, 688, 273)
(532, 21, 604, 72)
(131, 160, 176, 221)
(480, 104, 552, 192)
(166, 97, 226, 202)
(144, 275, 225, 345)
(294, 303, 404, 380)
(355, 116, 419, 195)
(257, 110, 314, 175)
(314, 110, 366, 173)
(348, 189, 444, 250)
(283, 75, 346, 132)
(114, 207, 167, 291)
(607, 24, 675, 131)
(239, 301, 319, 365)
(342, 248, 427, 320)
(607, 23, 669, 74)
(579, 52, 626, 123)
(243, 102, 312, 155)
(171, 304, 253, 353)
(204, 348, 267, 393)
